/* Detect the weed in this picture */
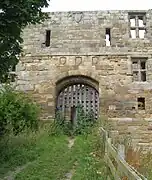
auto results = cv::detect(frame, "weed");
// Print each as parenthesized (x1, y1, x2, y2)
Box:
(53, 104, 96, 136)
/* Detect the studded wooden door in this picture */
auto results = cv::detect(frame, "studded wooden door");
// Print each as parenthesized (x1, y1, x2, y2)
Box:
(56, 84, 99, 120)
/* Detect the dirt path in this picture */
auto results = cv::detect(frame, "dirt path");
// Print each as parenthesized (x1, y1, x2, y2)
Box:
(2, 137, 76, 180)
(68, 137, 75, 149)
(64, 137, 76, 180)
(1, 161, 35, 180)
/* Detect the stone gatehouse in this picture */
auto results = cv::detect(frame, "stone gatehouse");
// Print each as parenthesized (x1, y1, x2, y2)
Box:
(15, 10, 152, 146)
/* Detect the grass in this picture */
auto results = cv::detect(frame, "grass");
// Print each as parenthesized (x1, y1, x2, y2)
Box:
(0, 123, 112, 180)
(15, 135, 72, 180)
(131, 149, 152, 179)
(0, 131, 44, 178)
(71, 134, 111, 180)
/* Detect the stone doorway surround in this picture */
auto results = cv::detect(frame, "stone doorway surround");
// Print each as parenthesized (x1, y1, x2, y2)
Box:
(55, 75, 99, 121)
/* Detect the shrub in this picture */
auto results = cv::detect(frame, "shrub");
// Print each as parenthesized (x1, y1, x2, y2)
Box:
(73, 105, 96, 135)
(0, 85, 40, 136)
(52, 105, 96, 136)
(49, 111, 70, 136)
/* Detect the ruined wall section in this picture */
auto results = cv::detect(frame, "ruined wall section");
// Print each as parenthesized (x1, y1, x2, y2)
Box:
(17, 10, 152, 121)
(21, 10, 152, 56)
(15, 10, 152, 147)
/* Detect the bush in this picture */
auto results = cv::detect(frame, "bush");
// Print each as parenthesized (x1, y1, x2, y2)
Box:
(73, 105, 95, 135)
(52, 105, 96, 136)
(0, 85, 40, 136)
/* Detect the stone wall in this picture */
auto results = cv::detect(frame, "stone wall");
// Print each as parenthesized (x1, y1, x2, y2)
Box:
(21, 10, 152, 55)
(16, 9, 152, 146)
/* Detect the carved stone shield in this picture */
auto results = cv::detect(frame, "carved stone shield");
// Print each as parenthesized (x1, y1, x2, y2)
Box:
(74, 13, 83, 23)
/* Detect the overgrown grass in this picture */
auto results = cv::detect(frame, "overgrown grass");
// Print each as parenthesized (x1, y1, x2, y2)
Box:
(71, 131, 112, 180)
(128, 148, 152, 179)
(15, 135, 71, 180)
(0, 125, 67, 178)
(0, 122, 112, 180)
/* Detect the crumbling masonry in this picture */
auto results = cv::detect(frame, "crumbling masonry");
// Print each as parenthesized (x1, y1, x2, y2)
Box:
(15, 10, 152, 148)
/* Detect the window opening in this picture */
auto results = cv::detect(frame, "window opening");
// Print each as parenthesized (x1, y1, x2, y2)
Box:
(129, 13, 146, 39)
(45, 30, 51, 47)
(141, 61, 146, 69)
(105, 28, 111, 46)
(132, 58, 147, 82)
(138, 97, 145, 110)
(141, 71, 146, 81)
(130, 30, 136, 39)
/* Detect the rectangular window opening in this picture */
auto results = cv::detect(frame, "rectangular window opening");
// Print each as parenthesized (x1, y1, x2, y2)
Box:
(132, 61, 138, 69)
(141, 61, 146, 69)
(45, 30, 51, 47)
(138, 97, 145, 110)
(141, 71, 146, 81)
(105, 28, 111, 46)
(139, 29, 145, 39)
(132, 58, 147, 82)
(129, 13, 146, 39)
(138, 16, 145, 27)
(133, 71, 139, 81)
(130, 29, 136, 39)
(130, 17, 136, 27)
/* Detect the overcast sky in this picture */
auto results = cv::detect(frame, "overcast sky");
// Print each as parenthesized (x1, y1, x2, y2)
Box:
(43, 0, 152, 12)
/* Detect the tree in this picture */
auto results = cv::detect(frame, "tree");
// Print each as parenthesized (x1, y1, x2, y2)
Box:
(0, 0, 49, 82)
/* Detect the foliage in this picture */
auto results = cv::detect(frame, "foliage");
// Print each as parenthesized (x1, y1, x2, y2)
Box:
(0, 121, 113, 179)
(49, 111, 68, 136)
(0, 0, 49, 82)
(139, 150, 152, 179)
(0, 128, 69, 179)
(71, 131, 113, 180)
(0, 85, 39, 136)
(51, 105, 96, 136)
(73, 104, 96, 135)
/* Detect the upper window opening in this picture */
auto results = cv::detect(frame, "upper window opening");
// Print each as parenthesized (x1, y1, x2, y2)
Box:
(132, 58, 147, 82)
(45, 30, 51, 47)
(130, 17, 136, 27)
(138, 16, 145, 27)
(141, 61, 146, 69)
(129, 13, 146, 39)
(105, 28, 111, 46)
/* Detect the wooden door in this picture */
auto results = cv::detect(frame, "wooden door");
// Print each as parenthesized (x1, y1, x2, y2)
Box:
(56, 84, 99, 121)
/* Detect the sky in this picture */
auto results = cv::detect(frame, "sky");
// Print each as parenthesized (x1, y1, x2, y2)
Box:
(43, 0, 152, 12)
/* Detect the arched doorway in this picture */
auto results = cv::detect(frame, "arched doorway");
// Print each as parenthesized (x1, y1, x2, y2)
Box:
(56, 76, 99, 122)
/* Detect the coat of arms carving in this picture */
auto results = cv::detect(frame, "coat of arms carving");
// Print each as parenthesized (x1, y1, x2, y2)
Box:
(73, 12, 83, 23)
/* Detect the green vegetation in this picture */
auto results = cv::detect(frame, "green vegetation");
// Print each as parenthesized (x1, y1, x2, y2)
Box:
(71, 133, 111, 180)
(54, 104, 96, 136)
(0, 122, 112, 179)
(0, 129, 52, 178)
(135, 149, 152, 179)
(0, 88, 112, 179)
(0, 0, 49, 82)
(0, 85, 39, 136)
